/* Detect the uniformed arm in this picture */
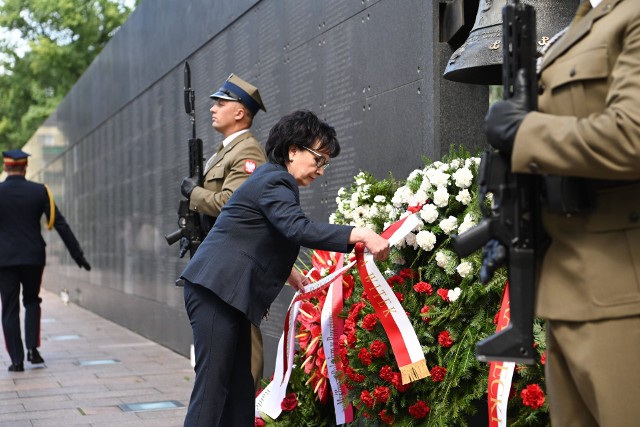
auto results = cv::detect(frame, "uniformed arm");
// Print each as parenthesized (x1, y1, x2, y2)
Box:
(259, 173, 390, 260)
(46, 205, 91, 270)
(512, 14, 640, 180)
(189, 143, 266, 217)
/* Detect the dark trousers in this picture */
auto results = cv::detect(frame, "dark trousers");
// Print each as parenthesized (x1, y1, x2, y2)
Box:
(0, 265, 44, 364)
(183, 281, 254, 427)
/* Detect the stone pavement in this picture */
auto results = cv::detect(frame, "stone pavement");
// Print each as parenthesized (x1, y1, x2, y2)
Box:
(0, 289, 194, 427)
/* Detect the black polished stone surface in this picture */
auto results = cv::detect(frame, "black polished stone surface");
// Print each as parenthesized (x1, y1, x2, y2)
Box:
(22, 0, 488, 377)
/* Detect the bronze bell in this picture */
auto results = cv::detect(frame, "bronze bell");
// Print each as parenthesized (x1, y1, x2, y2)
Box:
(443, 0, 580, 85)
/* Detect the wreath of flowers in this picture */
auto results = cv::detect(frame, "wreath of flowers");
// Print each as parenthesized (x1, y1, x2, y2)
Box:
(259, 148, 549, 426)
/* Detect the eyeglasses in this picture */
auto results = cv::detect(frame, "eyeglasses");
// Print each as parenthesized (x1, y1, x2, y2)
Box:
(301, 146, 330, 170)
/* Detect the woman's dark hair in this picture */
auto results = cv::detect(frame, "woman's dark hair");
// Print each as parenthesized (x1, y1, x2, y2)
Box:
(266, 110, 340, 165)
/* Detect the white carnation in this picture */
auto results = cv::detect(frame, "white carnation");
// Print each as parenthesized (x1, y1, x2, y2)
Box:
(466, 157, 481, 168)
(439, 216, 458, 235)
(455, 189, 472, 205)
(449, 159, 461, 169)
(374, 195, 386, 203)
(419, 204, 439, 223)
(407, 169, 422, 181)
(390, 252, 405, 265)
(415, 230, 437, 251)
(433, 186, 450, 207)
(452, 167, 473, 188)
(405, 232, 418, 250)
(448, 287, 462, 302)
(391, 186, 413, 207)
(456, 261, 473, 278)
(457, 213, 476, 235)
(428, 169, 450, 187)
(435, 251, 450, 268)
(418, 177, 432, 193)
(338, 187, 347, 196)
(410, 189, 428, 207)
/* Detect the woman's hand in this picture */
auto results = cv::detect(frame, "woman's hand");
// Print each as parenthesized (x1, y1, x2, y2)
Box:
(287, 268, 309, 291)
(349, 228, 390, 261)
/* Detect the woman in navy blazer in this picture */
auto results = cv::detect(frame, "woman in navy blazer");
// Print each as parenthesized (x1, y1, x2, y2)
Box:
(180, 110, 389, 426)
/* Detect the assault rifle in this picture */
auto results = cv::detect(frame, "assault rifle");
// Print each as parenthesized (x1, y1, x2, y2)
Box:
(165, 61, 205, 259)
(451, 0, 541, 364)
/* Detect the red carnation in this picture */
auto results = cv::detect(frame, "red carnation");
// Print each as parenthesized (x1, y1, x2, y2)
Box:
(521, 384, 545, 410)
(373, 385, 390, 403)
(387, 275, 404, 286)
(391, 372, 411, 393)
(408, 400, 430, 419)
(360, 390, 374, 408)
(413, 281, 434, 294)
(281, 392, 298, 411)
(379, 365, 394, 382)
(420, 305, 431, 323)
(344, 318, 356, 334)
(255, 417, 266, 427)
(347, 330, 357, 347)
(379, 409, 395, 425)
(430, 365, 447, 382)
(358, 347, 373, 366)
(361, 313, 378, 331)
(399, 268, 418, 279)
(370, 340, 388, 358)
(437, 288, 450, 302)
(438, 330, 454, 348)
(348, 301, 367, 320)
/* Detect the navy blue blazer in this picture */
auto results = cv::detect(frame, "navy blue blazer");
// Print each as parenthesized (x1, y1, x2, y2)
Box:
(180, 162, 354, 325)
(0, 175, 83, 267)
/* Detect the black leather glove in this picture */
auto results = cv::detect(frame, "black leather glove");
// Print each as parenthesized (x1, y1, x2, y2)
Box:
(485, 69, 530, 154)
(181, 176, 199, 199)
(75, 254, 91, 271)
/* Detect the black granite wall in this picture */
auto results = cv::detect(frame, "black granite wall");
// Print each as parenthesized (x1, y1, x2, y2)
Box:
(24, 0, 488, 376)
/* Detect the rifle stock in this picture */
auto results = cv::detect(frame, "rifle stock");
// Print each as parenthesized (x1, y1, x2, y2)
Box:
(451, 0, 540, 364)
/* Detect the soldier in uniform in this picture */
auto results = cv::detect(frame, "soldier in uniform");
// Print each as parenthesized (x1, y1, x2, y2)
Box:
(180, 73, 268, 391)
(485, 0, 640, 425)
(0, 149, 91, 372)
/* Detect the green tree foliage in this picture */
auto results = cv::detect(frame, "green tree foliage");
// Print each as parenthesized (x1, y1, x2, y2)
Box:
(0, 0, 139, 152)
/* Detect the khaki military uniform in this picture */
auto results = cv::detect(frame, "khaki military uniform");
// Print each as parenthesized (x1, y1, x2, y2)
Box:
(512, 1, 640, 425)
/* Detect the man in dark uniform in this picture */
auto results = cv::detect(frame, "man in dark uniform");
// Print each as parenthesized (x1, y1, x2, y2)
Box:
(0, 149, 91, 372)
(180, 73, 268, 391)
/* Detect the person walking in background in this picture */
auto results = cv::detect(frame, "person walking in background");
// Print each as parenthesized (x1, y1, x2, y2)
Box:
(180, 73, 268, 392)
(180, 110, 390, 426)
(485, 0, 640, 425)
(0, 149, 91, 372)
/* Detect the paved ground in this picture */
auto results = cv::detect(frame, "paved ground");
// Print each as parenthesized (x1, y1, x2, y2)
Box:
(0, 289, 194, 427)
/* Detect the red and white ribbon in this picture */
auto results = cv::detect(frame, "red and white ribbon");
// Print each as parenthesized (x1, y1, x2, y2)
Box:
(255, 262, 353, 420)
(320, 253, 353, 424)
(255, 297, 299, 419)
(488, 283, 515, 427)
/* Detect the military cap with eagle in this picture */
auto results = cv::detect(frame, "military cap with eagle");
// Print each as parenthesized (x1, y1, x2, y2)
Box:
(210, 73, 266, 116)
